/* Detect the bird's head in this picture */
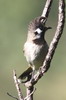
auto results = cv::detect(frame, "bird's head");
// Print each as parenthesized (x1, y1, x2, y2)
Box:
(27, 16, 52, 41)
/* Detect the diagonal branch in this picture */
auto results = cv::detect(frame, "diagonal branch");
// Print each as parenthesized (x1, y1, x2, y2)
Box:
(12, 1, 65, 100)
(25, 0, 53, 100)
(41, 0, 53, 25)
(31, 0, 65, 85)
(41, 0, 53, 18)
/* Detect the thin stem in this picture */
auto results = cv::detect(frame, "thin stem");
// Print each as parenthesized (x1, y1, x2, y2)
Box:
(13, 70, 24, 100)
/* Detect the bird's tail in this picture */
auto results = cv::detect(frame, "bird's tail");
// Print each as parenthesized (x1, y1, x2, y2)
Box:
(18, 67, 33, 83)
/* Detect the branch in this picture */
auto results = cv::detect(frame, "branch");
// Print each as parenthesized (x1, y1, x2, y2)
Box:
(7, 92, 18, 100)
(41, 0, 53, 18)
(13, 70, 24, 100)
(31, 0, 65, 85)
(24, 0, 53, 100)
(41, 0, 53, 25)
(24, 88, 36, 100)
(11, 0, 65, 100)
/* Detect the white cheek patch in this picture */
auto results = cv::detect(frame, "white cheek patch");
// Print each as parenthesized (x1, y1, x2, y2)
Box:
(35, 28, 42, 34)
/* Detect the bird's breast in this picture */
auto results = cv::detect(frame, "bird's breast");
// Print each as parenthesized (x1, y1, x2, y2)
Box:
(23, 41, 48, 70)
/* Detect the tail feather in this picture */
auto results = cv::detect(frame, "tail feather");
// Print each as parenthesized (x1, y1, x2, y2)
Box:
(18, 67, 33, 81)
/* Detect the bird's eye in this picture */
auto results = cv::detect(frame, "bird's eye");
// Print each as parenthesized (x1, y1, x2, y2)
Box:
(34, 31, 38, 35)
(34, 28, 42, 35)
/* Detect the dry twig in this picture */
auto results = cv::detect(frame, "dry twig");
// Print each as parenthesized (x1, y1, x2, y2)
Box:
(24, 0, 65, 100)
(31, 0, 65, 85)
(10, 0, 65, 100)
(7, 92, 19, 100)
(13, 70, 24, 100)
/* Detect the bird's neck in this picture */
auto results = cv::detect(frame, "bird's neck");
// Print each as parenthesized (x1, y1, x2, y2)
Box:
(32, 38, 46, 45)
(27, 32, 46, 45)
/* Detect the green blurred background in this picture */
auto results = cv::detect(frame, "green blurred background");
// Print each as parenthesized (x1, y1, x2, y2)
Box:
(0, 0, 66, 100)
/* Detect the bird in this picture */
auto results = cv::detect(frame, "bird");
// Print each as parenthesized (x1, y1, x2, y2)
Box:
(18, 16, 51, 83)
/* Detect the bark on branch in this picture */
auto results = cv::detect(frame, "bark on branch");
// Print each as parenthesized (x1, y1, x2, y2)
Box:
(24, 0, 65, 100)
(13, 70, 24, 100)
(12, 0, 65, 100)
(31, 0, 65, 85)
(41, 0, 53, 18)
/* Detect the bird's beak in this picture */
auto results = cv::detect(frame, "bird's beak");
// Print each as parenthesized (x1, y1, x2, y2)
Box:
(46, 26, 52, 30)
